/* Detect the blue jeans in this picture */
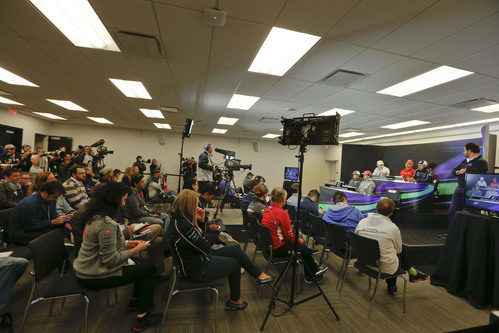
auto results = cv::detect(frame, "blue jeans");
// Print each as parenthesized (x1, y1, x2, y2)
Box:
(0, 257, 29, 313)
(449, 186, 466, 226)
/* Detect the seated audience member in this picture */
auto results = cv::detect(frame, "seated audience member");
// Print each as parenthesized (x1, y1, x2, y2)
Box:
(35, 172, 75, 216)
(357, 170, 376, 196)
(372, 160, 390, 178)
(411, 160, 433, 184)
(122, 167, 133, 187)
(80, 146, 93, 167)
(355, 199, 428, 295)
(149, 159, 159, 175)
(240, 176, 265, 211)
(147, 170, 176, 200)
(490, 177, 499, 187)
(63, 165, 90, 209)
(57, 153, 73, 182)
(113, 169, 123, 182)
(100, 169, 114, 183)
(182, 176, 198, 191)
(475, 176, 487, 187)
(19, 172, 31, 197)
(286, 182, 300, 208)
(323, 191, 363, 238)
(399, 160, 415, 181)
(0, 256, 29, 327)
(301, 189, 324, 216)
(124, 174, 169, 228)
(348, 170, 362, 189)
(132, 166, 140, 177)
(133, 156, 147, 174)
(2, 144, 20, 168)
(7, 181, 71, 245)
(262, 187, 327, 283)
(247, 184, 268, 218)
(83, 166, 98, 189)
(0, 167, 24, 207)
(73, 181, 160, 330)
(242, 172, 254, 193)
(169, 189, 273, 310)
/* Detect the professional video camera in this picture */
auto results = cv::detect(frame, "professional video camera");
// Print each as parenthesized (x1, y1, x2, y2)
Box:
(43, 150, 66, 158)
(214, 148, 251, 171)
(77, 139, 114, 172)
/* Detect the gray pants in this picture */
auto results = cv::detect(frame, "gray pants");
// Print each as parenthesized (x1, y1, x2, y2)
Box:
(0, 257, 29, 313)
(133, 213, 170, 229)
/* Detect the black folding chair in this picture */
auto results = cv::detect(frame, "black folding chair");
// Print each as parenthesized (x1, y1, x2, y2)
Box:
(308, 213, 328, 264)
(255, 223, 289, 272)
(351, 233, 407, 319)
(298, 210, 312, 244)
(286, 205, 297, 224)
(324, 223, 351, 293)
(21, 229, 89, 332)
(241, 209, 250, 252)
(160, 246, 224, 332)
(0, 208, 31, 259)
(247, 212, 262, 262)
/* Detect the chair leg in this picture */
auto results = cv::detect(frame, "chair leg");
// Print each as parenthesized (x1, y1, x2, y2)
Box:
(252, 246, 258, 262)
(318, 247, 326, 267)
(160, 277, 177, 328)
(368, 277, 372, 293)
(402, 277, 407, 313)
(61, 297, 66, 309)
(106, 289, 110, 308)
(339, 260, 350, 293)
(114, 288, 118, 307)
(20, 277, 36, 333)
(83, 295, 90, 333)
(368, 277, 380, 319)
(336, 257, 347, 292)
(242, 237, 249, 253)
(212, 288, 219, 333)
(48, 299, 55, 316)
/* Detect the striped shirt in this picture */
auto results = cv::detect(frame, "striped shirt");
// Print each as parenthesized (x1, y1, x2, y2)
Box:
(63, 177, 89, 209)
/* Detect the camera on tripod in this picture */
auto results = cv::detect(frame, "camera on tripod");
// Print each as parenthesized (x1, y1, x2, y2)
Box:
(214, 148, 252, 171)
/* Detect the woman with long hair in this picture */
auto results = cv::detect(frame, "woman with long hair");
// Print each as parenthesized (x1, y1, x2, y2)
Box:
(170, 189, 274, 310)
(73, 181, 160, 331)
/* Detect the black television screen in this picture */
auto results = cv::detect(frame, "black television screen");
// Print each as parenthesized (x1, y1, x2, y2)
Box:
(465, 173, 499, 212)
(284, 167, 299, 181)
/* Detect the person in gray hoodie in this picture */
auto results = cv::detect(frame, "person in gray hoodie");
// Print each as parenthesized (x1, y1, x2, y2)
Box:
(322, 191, 363, 238)
(357, 170, 376, 196)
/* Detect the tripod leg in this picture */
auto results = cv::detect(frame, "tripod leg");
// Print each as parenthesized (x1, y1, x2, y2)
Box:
(260, 255, 294, 331)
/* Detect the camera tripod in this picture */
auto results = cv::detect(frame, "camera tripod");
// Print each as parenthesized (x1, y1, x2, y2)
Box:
(260, 144, 340, 331)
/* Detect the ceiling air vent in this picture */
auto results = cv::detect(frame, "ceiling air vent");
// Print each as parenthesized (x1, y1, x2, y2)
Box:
(450, 98, 498, 109)
(260, 117, 280, 123)
(115, 31, 162, 57)
(321, 69, 365, 87)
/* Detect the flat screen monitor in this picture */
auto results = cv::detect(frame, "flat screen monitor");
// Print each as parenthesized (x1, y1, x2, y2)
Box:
(284, 167, 299, 181)
(465, 173, 499, 212)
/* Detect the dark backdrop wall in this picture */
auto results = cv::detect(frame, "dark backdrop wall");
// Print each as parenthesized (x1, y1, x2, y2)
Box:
(341, 138, 483, 181)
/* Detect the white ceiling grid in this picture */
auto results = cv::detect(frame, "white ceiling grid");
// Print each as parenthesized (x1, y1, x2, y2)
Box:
(0, 0, 496, 142)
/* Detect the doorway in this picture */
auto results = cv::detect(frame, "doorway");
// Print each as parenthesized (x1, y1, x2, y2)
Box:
(0, 124, 22, 149)
(48, 136, 72, 152)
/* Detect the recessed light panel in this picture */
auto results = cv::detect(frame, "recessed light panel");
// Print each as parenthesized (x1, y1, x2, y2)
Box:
(212, 128, 227, 134)
(382, 120, 429, 130)
(0, 66, 38, 87)
(338, 132, 365, 138)
(109, 78, 152, 99)
(262, 133, 280, 138)
(154, 123, 171, 129)
(47, 99, 87, 111)
(33, 112, 66, 120)
(88, 117, 113, 124)
(217, 117, 239, 125)
(318, 108, 355, 117)
(139, 109, 164, 118)
(227, 94, 260, 110)
(471, 104, 499, 113)
(0, 96, 24, 105)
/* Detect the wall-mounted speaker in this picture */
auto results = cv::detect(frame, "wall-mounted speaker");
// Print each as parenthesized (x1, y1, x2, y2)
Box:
(253, 141, 259, 152)
(158, 133, 166, 145)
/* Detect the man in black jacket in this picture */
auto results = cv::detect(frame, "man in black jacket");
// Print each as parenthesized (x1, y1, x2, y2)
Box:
(449, 142, 488, 224)
(197, 144, 215, 190)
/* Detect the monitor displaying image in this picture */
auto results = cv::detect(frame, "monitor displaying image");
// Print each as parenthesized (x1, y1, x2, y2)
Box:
(465, 173, 499, 212)
(284, 167, 299, 181)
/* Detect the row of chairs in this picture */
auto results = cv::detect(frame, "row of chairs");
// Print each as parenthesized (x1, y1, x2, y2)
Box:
(242, 205, 407, 319)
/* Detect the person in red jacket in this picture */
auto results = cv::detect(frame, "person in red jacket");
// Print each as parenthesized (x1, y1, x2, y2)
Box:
(261, 187, 327, 283)
(399, 160, 415, 181)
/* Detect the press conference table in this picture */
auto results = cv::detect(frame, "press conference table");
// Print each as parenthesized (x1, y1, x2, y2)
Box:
(431, 211, 499, 308)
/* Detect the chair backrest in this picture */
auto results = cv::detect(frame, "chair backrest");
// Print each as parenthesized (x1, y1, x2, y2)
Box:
(298, 209, 310, 233)
(325, 223, 348, 251)
(247, 212, 261, 240)
(309, 213, 326, 238)
(351, 233, 381, 267)
(28, 229, 66, 280)
(241, 208, 249, 229)
(287, 205, 297, 222)
(255, 223, 273, 254)
(0, 208, 14, 244)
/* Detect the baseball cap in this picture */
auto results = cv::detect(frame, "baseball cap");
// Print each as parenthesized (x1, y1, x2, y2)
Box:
(363, 170, 372, 175)
(377, 160, 384, 166)
(5, 144, 14, 149)
(418, 160, 428, 166)
(352, 170, 360, 175)
(405, 159, 414, 164)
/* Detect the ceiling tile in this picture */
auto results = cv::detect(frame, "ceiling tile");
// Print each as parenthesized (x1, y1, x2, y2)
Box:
(290, 84, 343, 104)
(236, 73, 280, 97)
(341, 48, 405, 75)
(450, 46, 499, 75)
(263, 78, 312, 101)
(315, 88, 370, 108)
(152, 0, 215, 11)
(219, 0, 286, 25)
(205, 65, 244, 94)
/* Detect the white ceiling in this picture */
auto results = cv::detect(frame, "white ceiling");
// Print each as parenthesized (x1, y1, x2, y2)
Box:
(0, 0, 497, 142)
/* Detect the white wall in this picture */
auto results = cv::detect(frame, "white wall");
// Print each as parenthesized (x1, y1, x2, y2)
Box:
(0, 109, 52, 145)
(47, 122, 340, 193)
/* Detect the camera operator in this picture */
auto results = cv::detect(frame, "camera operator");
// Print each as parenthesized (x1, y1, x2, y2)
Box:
(81, 146, 93, 166)
(149, 159, 159, 175)
(57, 153, 74, 182)
(29, 147, 49, 180)
(19, 145, 32, 172)
(133, 156, 147, 175)
(181, 157, 197, 181)
(198, 143, 215, 190)
(2, 144, 20, 168)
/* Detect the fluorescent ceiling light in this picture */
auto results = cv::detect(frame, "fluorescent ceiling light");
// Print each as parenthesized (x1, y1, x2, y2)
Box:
(87, 116, 113, 124)
(227, 94, 260, 110)
(212, 128, 227, 134)
(471, 103, 499, 113)
(0, 96, 23, 105)
(217, 117, 239, 125)
(262, 133, 280, 139)
(377, 66, 473, 97)
(109, 78, 151, 99)
(29, 0, 120, 52)
(139, 108, 164, 119)
(339, 132, 365, 138)
(382, 120, 429, 129)
(46, 99, 87, 111)
(154, 123, 171, 129)
(249, 27, 320, 76)
(33, 112, 66, 120)
(0, 66, 38, 87)
(340, 118, 499, 144)
(318, 108, 355, 117)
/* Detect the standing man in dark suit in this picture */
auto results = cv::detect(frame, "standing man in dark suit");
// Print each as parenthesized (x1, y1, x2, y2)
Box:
(449, 142, 488, 224)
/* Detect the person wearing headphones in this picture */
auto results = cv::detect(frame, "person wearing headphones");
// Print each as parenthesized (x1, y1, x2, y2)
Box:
(348, 170, 362, 189)
(357, 170, 376, 196)
(197, 143, 215, 190)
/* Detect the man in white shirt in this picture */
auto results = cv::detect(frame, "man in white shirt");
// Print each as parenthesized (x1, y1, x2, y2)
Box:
(286, 183, 299, 208)
(372, 160, 390, 178)
(355, 198, 428, 295)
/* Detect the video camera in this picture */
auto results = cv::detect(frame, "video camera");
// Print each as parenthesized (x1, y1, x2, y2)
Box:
(214, 147, 251, 171)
